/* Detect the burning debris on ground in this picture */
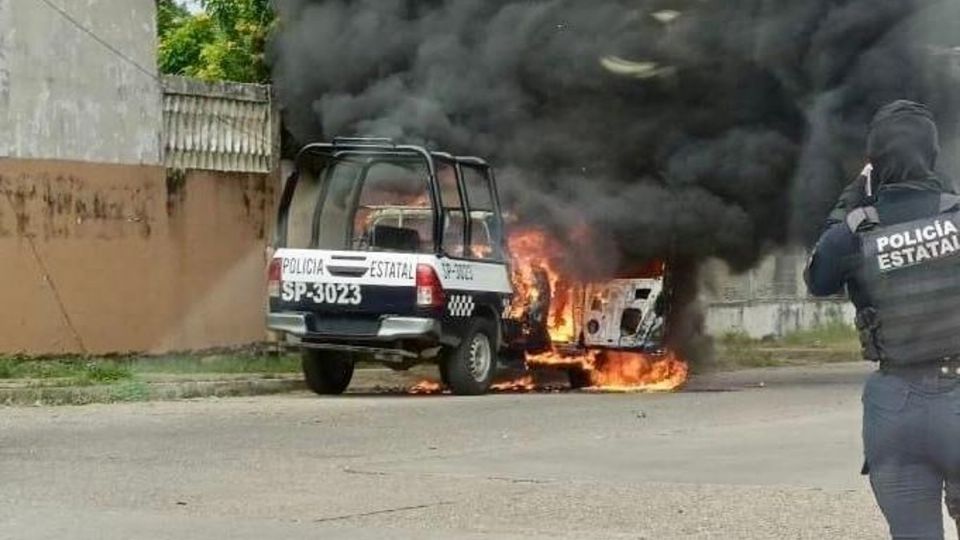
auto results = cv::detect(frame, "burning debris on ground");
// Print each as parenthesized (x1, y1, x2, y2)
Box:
(408, 379, 443, 395)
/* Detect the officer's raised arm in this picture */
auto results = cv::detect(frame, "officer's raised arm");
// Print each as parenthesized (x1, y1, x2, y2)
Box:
(804, 222, 858, 297)
(825, 164, 873, 228)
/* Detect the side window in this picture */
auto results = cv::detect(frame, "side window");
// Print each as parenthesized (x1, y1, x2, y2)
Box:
(437, 162, 466, 257)
(315, 161, 361, 249)
(283, 156, 363, 250)
(286, 172, 325, 249)
(462, 166, 494, 210)
(461, 166, 503, 261)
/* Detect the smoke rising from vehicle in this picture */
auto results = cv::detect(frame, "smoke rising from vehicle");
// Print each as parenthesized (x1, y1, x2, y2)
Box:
(269, 0, 960, 357)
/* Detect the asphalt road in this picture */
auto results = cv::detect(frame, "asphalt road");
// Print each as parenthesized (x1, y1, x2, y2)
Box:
(1, 362, 955, 539)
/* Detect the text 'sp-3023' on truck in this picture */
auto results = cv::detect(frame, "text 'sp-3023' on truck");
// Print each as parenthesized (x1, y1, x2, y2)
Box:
(267, 138, 515, 395)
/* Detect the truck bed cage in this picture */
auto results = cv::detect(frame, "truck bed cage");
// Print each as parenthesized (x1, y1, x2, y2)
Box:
(296, 140, 490, 169)
(332, 136, 396, 147)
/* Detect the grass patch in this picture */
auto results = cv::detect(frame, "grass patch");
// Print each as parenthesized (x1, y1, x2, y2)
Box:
(0, 350, 299, 390)
(129, 353, 300, 375)
(83, 362, 132, 384)
(0, 357, 132, 385)
(0, 348, 306, 406)
(714, 322, 860, 369)
(779, 321, 858, 349)
(715, 332, 781, 368)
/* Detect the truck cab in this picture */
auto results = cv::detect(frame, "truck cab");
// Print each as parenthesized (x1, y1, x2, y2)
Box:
(267, 139, 514, 395)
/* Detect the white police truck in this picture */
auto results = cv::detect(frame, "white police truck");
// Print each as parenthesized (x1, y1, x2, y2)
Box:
(267, 139, 515, 395)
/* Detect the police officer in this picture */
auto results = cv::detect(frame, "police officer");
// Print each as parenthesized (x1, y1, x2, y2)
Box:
(807, 100, 960, 539)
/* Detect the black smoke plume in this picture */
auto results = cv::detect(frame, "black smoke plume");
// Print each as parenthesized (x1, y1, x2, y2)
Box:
(270, 0, 960, 357)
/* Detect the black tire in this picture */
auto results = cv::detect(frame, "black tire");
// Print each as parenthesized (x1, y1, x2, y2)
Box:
(442, 318, 497, 395)
(301, 349, 355, 395)
(438, 360, 452, 388)
(567, 366, 592, 390)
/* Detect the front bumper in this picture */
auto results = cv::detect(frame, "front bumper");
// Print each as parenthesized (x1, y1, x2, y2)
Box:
(267, 312, 441, 341)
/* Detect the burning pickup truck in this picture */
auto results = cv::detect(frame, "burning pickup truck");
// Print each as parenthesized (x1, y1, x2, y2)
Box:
(505, 229, 686, 391)
(267, 138, 686, 395)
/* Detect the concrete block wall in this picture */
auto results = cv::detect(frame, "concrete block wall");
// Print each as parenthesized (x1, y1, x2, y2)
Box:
(705, 298, 855, 340)
(701, 252, 854, 338)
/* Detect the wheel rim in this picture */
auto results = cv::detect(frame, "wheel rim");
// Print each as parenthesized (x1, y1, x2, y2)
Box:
(468, 333, 492, 382)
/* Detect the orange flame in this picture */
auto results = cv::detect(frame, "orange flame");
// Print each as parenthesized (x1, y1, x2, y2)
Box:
(508, 226, 688, 392)
(409, 379, 443, 394)
(526, 349, 688, 392)
(506, 228, 576, 342)
(404, 225, 689, 395)
(490, 375, 536, 392)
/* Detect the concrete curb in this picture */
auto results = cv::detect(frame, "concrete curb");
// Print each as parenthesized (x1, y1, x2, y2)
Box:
(0, 377, 306, 406)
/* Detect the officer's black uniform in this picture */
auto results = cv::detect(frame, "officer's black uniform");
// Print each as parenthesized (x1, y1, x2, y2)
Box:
(807, 100, 960, 540)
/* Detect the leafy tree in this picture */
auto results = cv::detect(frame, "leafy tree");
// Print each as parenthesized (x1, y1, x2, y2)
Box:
(157, 0, 273, 84)
(157, 0, 188, 38)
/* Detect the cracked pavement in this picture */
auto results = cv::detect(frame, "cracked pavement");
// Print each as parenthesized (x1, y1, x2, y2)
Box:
(1, 362, 954, 539)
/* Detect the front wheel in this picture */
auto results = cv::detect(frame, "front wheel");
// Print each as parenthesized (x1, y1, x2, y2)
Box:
(301, 349, 355, 395)
(442, 318, 497, 395)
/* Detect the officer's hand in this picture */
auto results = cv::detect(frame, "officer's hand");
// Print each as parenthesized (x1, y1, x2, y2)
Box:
(825, 165, 872, 227)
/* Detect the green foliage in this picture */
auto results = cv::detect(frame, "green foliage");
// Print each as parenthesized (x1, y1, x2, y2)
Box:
(158, 12, 216, 78)
(157, 0, 274, 84)
(0, 357, 132, 385)
(0, 352, 298, 382)
(157, 0, 189, 37)
(82, 362, 132, 384)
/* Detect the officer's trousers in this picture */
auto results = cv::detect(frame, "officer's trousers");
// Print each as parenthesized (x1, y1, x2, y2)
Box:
(863, 370, 960, 539)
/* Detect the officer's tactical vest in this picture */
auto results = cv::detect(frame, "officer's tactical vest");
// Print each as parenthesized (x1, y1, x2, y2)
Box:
(847, 194, 960, 365)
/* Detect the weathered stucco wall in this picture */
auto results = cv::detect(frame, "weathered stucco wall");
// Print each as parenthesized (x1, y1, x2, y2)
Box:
(0, 0, 161, 164)
(0, 158, 273, 354)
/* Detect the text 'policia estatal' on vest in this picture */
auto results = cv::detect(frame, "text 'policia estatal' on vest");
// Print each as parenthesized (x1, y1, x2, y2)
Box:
(875, 218, 960, 272)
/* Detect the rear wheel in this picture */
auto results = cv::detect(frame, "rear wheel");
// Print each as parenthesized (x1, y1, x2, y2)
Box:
(443, 318, 497, 395)
(301, 349, 355, 395)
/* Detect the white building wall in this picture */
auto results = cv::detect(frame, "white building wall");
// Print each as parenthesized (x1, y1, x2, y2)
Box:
(702, 251, 854, 338)
(706, 298, 856, 339)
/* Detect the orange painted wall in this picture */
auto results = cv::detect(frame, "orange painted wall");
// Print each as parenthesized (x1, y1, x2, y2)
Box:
(0, 158, 274, 354)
